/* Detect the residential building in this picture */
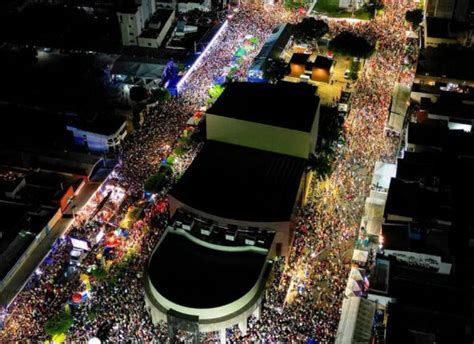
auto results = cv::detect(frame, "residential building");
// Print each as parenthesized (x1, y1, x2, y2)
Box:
(117, 0, 157, 46)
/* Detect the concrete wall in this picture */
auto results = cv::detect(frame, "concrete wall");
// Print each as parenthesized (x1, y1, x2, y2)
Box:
(117, 10, 143, 46)
(67, 121, 128, 153)
(138, 36, 160, 48)
(206, 114, 313, 159)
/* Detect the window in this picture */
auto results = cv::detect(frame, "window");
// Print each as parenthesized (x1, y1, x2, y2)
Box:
(129, 32, 134, 36)
(148, 43, 152, 47)
(119, 15, 122, 23)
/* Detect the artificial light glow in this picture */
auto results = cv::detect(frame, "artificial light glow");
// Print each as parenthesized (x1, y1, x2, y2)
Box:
(177, 20, 229, 92)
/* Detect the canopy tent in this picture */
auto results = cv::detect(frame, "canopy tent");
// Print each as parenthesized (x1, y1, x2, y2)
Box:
(362, 191, 386, 236)
(352, 249, 368, 263)
(335, 297, 376, 344)
(111, 56, 167, 81)
(371, 161, 396, 191)
(349, 266, 364, 281)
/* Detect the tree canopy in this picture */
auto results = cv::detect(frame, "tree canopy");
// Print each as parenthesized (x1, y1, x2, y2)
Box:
(44, 312, 73, 337)
(294, 18, 329, 44)
(150, 87, 171, 103)
(129, 86, 149, 102)
(405, 9, 423, 29)
(144, 173, 166, 193)
(208, 84, 225, 101)
(265, 59, 290, 83)
(329, 31, 375, 58)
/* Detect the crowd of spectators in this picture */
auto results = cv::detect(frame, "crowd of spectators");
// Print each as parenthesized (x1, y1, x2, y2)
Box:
(0, 0, 417, 342)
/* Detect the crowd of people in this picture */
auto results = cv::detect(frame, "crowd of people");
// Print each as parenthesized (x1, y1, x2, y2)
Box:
(0, 0, 418, 342)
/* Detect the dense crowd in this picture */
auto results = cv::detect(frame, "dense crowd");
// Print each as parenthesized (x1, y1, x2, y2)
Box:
(0, 0, 417, 342)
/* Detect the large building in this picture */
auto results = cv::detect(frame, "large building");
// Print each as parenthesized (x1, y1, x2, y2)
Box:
(206, 81, 320, 159)
(144, 221, 273, 343)
(146, 81, 320, 341)
(117, 0, 175, 48)
(168, 140, 307, 256)
(169, 81, 320, 256)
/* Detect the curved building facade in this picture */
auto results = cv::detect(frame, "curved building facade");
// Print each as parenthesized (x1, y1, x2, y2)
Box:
(144, 227, 273, 343)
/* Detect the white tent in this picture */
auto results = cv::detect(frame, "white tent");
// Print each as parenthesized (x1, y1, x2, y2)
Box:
(335, 297, 376, 344)
(371, 161, 396, 191)
(349, 267, 364, 281)
(352, 249, 368, 263)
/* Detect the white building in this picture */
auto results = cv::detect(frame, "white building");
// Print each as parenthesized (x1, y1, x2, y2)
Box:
(138, 10, 175, 48)
(117, 0, 156, 46)
(67, 118, 128, 153)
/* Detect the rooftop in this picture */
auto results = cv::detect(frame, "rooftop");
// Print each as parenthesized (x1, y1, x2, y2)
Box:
(416, 46, 474, 81)
(148, 229, 267, 308)
(407, 121, 447, 148)
(428, 92, 474, 120)
(290, 53, 309, 65)
(67, 115, 126, 136)
(207, 81, 319, 132)
(111, 55, 167, 80)
(149, 9, 174, 27)
(169, 141, 306, 222)
(384, 178, 452, 221)
(313, 55, 333, 71)
(425, 17, 453, 39)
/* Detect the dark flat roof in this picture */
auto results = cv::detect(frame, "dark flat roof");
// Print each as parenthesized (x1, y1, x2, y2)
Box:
(407, 121, 447, 147)
(314, 55, 333, 71)
(385, 178, 450, 220)
(290, 53, 309, 64)
(207, 81, 319, 132)
(169, 141, 306, 222)
(426, 17, 452, 38)
(148, 230, 266, 308)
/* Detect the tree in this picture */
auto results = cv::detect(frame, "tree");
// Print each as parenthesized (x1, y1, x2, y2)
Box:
(208, 84, 225, 102)
(329, 32, 375, 58)
(144, 173, 166, 193)
(150, 87, 171, 103)
(91, 267, 107, 281)
(405, 9, 423, 29)
(294, 18, 329, 46)
(265, 59, 290, 83)
(129, 86, 149, 102)
(309, 106, 345, 176)
(45, 312, 73, 337)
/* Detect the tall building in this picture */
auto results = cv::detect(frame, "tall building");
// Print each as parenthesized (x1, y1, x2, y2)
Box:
(117, 0, 156, 46)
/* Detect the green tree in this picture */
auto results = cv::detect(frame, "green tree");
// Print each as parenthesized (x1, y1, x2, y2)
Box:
(249, 36, 259, 46)
(91, 267, 107, 281)
(44, 312, 73, 337)
(294, 18, 329, 46)
(144, 173, 166, 193)
(405, 9, 423, 29)
(208, 84, 225, 101)
(329, 31, 375, 58)
(265, 59, 290, 83)
(150, 87, 171, 102)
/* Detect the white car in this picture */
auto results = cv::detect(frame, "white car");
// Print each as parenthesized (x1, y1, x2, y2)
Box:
(344, 69, 351, 79)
